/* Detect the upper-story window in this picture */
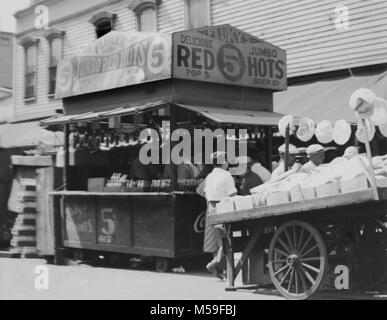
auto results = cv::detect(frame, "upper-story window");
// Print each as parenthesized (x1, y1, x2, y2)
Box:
(128, 0, 161, 32)
(186, 0, 211, 29)
(44, 28, 65, 96)
(18, 36, 39, 100)
(89, 12, 117, 38)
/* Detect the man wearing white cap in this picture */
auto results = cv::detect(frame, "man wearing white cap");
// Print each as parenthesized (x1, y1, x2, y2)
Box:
(299, 144, 325, 174)
(343, 146, 359, 159)
(271, 144, 300, 180)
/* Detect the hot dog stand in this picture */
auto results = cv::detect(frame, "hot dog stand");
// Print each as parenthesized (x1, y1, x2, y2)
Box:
(42, 25, 287, 271)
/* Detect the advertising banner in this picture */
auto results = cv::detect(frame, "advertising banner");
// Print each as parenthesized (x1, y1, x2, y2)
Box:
(173, 25, 287, 91)
(56, 31, 172, 98)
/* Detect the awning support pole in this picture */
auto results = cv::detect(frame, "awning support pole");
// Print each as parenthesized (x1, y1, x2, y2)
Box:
(362, 119, 379, 200)
(284, 124, 290, 172)
(170, 104, 178, 191)
(63, 123, 69, 191)
(267, 126, 273, 172)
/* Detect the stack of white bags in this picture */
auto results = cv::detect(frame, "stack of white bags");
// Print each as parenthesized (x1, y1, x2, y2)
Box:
(216, 154, 387, 214)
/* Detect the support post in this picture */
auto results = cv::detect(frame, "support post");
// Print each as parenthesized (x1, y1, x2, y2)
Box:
(63, 123, 69, 191)
(361, 119, 379, 200)
(170, 104, 178, 191)
(284, 124, 290, 172)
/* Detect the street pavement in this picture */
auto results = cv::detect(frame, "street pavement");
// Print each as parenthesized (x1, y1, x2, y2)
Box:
(1, 258, 387, 300)
(0, 258, 283, 300)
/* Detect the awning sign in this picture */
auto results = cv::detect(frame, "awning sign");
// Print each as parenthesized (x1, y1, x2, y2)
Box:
(173, 25, 287, 91)
(55, 31, 172, 98)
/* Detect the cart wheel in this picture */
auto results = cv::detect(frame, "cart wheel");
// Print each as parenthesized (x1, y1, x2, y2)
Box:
(155, 258, 170, 273)
(268, 220, 327, 300)
(351, 218, 387, 291)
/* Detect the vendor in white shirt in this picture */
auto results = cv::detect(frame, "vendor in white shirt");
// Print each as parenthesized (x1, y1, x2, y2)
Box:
(271, 144, 300, 181)
(202, 151, 237, 279)
(299, 144, 325, 174)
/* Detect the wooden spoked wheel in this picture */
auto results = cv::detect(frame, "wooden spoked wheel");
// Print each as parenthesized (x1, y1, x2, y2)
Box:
(268, 221, 328, 300)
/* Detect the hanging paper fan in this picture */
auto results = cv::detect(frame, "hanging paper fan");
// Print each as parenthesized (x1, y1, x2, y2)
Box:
(296, 118, 315, 142)
(370, 97, 387, 126)
(333, 119, 351, 145)
(278, 115, 295, 137)
(315, 120, 334, 144)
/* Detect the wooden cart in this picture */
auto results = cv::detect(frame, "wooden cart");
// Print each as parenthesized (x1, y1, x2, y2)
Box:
(207, 188, 387, 299)
(50, 191, 206, 272)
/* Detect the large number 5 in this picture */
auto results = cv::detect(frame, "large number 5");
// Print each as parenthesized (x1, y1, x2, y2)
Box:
(223, 47, 241, 76)
(101, 208, 115, 235)
(218, 44, 245, 82)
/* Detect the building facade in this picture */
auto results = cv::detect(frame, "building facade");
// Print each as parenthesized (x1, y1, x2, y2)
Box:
(12, 0, 387, 122)
(0, 31, 13, 123)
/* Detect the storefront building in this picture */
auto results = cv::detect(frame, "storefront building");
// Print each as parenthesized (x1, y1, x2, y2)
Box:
(12, 0, 387, 123)
(5, 0, 387, 255)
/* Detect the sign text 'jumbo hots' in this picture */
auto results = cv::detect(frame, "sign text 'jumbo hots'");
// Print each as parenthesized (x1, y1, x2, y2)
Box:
(55, 32, 172, 98)
(173, 25, 287, 91)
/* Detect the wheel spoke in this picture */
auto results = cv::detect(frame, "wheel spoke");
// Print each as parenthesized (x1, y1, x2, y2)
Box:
(292, 226, 298, 253)
(295, 270, 299, 294)
(301, 244, 319, 258)
(274, 263, 290, 277)
(297, 227, 305, 252)
(272, 259, 288, 264)
(296, 266, 308, 293)
(284, 229, 295, 252)
(274, 248, 289, 258)
(301, 257, 321, 263)
(287, 267, 295, 292)
(278, 237, 292, 254)
(299, 233, 313, 256)
(300, 264, 316, 286)
(302, 262, 321, 274)
(279, 266, 292, 286)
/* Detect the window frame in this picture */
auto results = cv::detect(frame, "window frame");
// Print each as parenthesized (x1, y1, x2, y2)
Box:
(18, 36, 39, 101)
(128, 0, 161, 32)
(89, 11, 117, 39)
(185, 0, 211, 30)
(44, 28, 65, 97)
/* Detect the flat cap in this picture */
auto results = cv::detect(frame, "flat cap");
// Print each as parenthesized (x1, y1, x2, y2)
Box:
(278, 144, 298, 154)
(306, 144, 324, 155)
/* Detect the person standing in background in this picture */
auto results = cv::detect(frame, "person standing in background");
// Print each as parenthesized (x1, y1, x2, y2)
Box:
(299, 144, 325, 174)
(271, 144, 300, 180)
(237, 156, 263, 195)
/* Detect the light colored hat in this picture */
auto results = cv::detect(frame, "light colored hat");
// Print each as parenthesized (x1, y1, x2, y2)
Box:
(211, 151, 227, 165)
(356, 119, 375, 143)
(297, 147, 307, 154)
(228, 156, 252, 176)
(278, 144, 298, 154)
(315, 120, 334, 144)
(349, 88, 376, 118)
(370, 97, 387, 126)
(306, 144, 324, 155)
(297, 118, 315, 142)
(278, 115, 295, 137)
(343, 146, 359, 159)
(333, 119, 352, 145)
